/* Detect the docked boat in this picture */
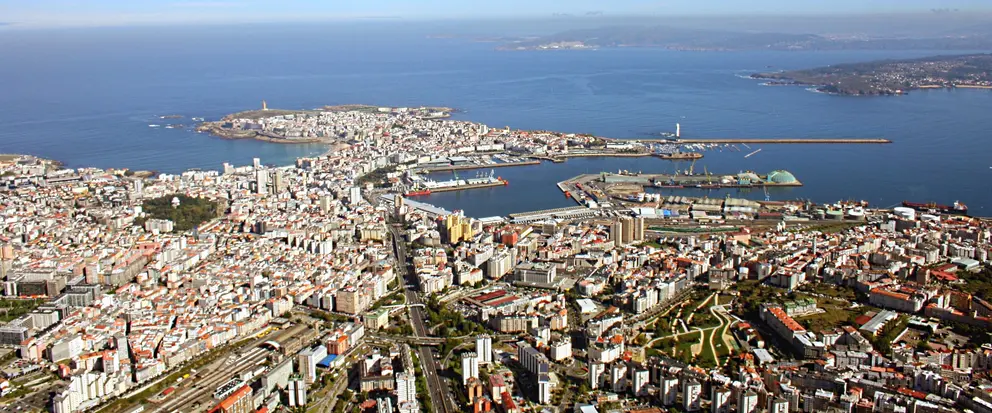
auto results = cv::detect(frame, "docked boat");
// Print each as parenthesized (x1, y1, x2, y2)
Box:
(901, 200, 968, 216)
(404, 189, 431, 197)
(657, 151, 703, 160)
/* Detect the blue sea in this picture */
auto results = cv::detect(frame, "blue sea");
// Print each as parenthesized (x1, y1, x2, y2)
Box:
(0, 23, 989, 217)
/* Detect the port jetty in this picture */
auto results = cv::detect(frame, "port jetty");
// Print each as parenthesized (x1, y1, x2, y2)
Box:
(626, 138, 891, 144)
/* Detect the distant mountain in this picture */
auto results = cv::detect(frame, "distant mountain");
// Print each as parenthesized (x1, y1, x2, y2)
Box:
(498, 25, 992, 51)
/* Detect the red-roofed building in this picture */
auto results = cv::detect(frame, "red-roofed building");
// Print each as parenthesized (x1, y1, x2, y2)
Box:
(761, 305, 805, 341)
(209, 385, 253, 413)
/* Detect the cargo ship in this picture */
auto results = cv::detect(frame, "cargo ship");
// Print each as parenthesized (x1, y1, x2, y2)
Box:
(657, 151, 703, 160)
(404, 189, 431, 197)
(901, 200, 968, 216)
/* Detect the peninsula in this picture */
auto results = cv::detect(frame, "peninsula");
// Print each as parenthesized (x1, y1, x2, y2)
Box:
(196, 103, 455, 144)
(751, 53, 992, 96)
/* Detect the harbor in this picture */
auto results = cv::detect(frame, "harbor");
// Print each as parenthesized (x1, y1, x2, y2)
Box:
(404, 169, 509, 196)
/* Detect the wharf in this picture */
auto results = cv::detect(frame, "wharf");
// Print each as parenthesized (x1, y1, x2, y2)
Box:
(631, 138, 891, 144)
(417, 160, 539, 173)
(600, 171, 803, 189)
(427, 181, 507, 193)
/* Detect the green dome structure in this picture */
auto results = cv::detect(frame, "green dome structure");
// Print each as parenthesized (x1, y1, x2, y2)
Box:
(767, 170, 798, 184)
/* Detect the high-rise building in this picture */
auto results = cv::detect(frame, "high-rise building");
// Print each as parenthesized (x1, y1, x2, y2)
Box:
(611, 220, 623, 248)
(661, 376, 679, 406)
(589, 362, 604, 390)
(253, 157, 261, 169)
(622, 216, 635, 244)
(738, 391, 759, 413)
(396, 372, 417, 405)
(711, 386, 732, 413)
(272, 171, 284, 194)
(537, 374, 552, 404)
(288, 378, 307, 407)
(462, 352, 479, 385)
(350, 187, 363, 204)
(476, 335, 492, 364)
(767, 397, 789, 413)
(610, 363, 627, 393)
(394, 194, 405, 218)
(319, 196, 332, 213)
(255, 170, 268, 194)
(298, 345, 327, 384)
(442, 214, 474, 244)
(632, 367, 649, 396)
(683, 379, 702, 412)
(633, 217, 645, 242)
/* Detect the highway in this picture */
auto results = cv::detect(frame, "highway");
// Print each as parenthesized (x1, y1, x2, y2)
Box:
(390, 223, 457, 413)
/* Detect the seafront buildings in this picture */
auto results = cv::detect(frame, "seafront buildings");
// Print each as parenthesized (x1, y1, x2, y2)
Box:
(0, 107, 990, 413)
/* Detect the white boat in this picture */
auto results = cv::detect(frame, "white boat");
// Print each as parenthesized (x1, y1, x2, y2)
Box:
(148, 124, 160, 128)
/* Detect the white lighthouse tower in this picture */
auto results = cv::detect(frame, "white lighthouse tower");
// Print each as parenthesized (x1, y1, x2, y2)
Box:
(676, 123, 681, 138)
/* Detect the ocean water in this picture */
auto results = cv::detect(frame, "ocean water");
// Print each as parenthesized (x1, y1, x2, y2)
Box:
(0, 23, 989, 216)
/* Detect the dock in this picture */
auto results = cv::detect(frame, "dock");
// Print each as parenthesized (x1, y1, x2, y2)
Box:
(599, 171, 803, 190)
(425, 181, 507, 193)
(416, 160, 539, 173)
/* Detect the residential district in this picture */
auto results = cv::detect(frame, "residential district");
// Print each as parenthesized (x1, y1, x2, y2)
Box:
(0, 106, 989, 413)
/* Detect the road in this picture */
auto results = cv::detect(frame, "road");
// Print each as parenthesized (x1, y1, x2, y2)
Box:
(390, 224, 456, 413)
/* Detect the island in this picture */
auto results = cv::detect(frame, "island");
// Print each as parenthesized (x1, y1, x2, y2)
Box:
(196, 103, 455, 144)
(751, 54, 992, 96)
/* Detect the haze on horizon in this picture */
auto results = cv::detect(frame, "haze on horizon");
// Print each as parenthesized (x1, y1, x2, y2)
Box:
(2, 0, 992, 29)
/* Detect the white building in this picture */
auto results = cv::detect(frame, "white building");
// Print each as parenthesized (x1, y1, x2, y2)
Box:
(632, 367, 649, 396)
(683, 379, 702, 412)
(738, 391, 759, 413)
(289, 378, 308, 407)
(299, 345, 327, 384)
(461, 352, 479, 385)
(711, 386, 732, 413)
(661, 376, 679, 406)
(476, 335, 492, 364)
(768, 397, 789, 413)
(538, 374, 552, 404)
(549, 339, 572, 362)
(589, 362, 604, 390)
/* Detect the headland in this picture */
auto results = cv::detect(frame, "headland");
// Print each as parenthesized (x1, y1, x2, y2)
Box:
(751, 53, 992, 96)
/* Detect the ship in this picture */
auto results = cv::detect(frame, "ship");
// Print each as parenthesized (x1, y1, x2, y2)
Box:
(657, 151, 703, 160)
(404, 189, 431, 197)
(901, 200, 968, 216)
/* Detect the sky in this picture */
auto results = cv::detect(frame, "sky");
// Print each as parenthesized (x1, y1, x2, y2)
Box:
(1, 0, 990, 28)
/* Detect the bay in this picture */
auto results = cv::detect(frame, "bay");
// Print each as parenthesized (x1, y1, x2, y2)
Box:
(0, 23, 988, 216)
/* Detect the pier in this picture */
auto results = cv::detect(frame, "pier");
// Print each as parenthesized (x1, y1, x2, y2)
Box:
(628, 138, 892, 144)
(418, 180, 507, 193)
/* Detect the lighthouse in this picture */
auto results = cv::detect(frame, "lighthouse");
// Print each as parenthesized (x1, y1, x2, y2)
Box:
(676, 123, 681, 138)
(262, 100, 268, 111)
